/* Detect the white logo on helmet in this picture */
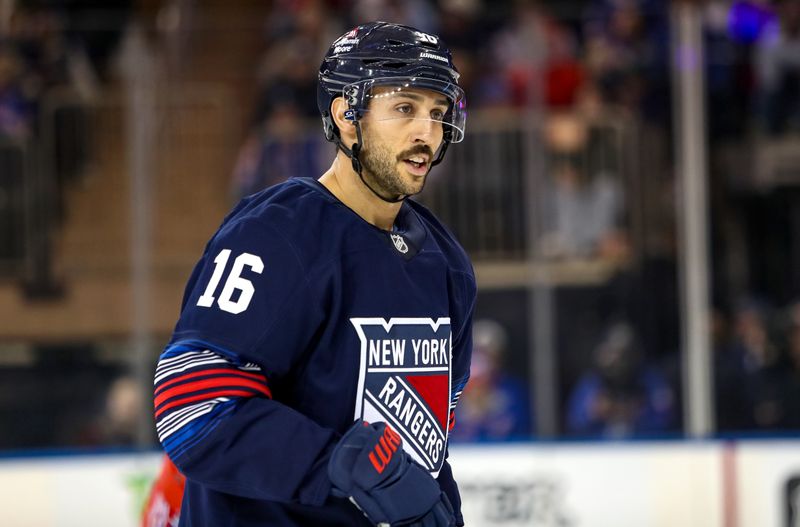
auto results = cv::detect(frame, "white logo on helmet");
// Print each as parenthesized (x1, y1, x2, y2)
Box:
(420, 52, 448, 63)
(414, 31, 439, 45)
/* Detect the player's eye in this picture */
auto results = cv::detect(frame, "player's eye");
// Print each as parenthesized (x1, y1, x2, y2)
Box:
(431, 108, 445, 121)
(395, 104, 412, 115)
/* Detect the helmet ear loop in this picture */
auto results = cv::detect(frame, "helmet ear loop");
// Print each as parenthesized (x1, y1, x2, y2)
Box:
(333, 97, 364, 173)
(330, 110, 361, 172)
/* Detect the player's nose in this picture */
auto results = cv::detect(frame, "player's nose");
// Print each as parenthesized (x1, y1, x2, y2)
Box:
(409, 118, 436, 144)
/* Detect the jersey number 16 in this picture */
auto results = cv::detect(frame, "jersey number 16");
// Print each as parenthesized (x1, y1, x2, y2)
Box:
(196, 249, 264, 314)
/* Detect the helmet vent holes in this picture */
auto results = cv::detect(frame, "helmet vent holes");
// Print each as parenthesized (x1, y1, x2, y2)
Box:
(361, 59, 408, 70)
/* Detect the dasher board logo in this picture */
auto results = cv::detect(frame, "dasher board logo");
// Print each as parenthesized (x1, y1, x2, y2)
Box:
(351, 317, 452, 477)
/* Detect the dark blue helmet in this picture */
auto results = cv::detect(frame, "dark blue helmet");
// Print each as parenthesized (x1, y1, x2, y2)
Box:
(317, 22, 466, 148)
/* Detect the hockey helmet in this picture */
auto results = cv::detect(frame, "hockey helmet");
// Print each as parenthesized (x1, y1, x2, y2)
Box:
(317, 22, 466, 154)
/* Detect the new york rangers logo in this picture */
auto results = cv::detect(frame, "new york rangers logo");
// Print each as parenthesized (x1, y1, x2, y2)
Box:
(351, 317, 452, 477)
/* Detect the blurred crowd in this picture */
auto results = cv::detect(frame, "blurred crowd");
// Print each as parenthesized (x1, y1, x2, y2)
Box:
(233, 0, 675, 218)
(452, 294, 800, 440)
(0, 0, 132, 236)
(232, 0, 800, 273)
(2, 0, 800, 450)
(0, 0, 131, 142)
(714, 298, 800, 431)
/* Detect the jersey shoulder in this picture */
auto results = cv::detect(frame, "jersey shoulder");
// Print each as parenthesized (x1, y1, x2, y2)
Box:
(172, 179, 333, 363)
(221, 178, 328, 232)
(214, 178, 360, 262)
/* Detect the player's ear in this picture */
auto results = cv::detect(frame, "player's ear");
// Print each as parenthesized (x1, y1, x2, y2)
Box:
(331, 97, 356, 143)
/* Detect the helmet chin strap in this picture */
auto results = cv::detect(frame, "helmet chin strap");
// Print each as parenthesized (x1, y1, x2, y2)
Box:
(336, 121, 408, 204)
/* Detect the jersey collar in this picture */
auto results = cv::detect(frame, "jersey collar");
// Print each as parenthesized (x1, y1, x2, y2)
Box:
(296, 177, 427, 259)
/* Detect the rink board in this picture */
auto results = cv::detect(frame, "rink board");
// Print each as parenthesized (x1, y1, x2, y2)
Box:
(0, 441, 798, 526)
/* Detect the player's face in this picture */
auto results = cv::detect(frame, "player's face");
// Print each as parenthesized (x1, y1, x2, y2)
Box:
(359, 86, 448, 199)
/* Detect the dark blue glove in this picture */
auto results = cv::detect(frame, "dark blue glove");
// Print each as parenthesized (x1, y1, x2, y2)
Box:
(404, 493, 455, 527)
(328, 420, 456, 526)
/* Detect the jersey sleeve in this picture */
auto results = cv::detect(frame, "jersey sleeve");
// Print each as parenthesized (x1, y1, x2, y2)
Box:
(171, 216, 324, 376)
(448, 269, 475, 432)
(440, 268, 475, 526)
(155, 217, 338, 504)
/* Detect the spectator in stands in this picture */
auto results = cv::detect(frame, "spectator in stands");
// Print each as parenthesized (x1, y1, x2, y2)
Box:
(61, 0, 132, 84)
(716, 300, 800, 432)
(231, 96, 325, 199)
(437, 0, 482, 102)
(0, 45, 32, 139)
(7, 6, 68, 89)
(543, 16, 586, 110)
(777, 301, 800, 428)
(349, 0, 439, 34)
(449, 319, 533, 442)
(539, 113, 630, 261)
(437, 0, 482, 52)
(487, 1, 583, 109)
(92, 374, 143, 446)
(713, 308, 752, 431)
(255, 0, 340, 121)
(716, 298, 785, 430)
(566, 321, 676, 438)
(756, 0, 800, 135)
(582, 0, 669, 124)
(232, 1, 339, 199)
(734, 304, 793, 430)
(704, 0, 757, 140)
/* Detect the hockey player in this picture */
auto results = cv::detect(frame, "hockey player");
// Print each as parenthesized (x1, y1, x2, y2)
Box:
(153, 21, 474, 526)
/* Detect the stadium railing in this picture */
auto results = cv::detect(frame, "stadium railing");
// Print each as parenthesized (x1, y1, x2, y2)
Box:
(420, 108, 641, 288)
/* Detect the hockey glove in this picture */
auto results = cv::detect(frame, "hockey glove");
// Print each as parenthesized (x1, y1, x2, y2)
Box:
(328, 420, 456, 527)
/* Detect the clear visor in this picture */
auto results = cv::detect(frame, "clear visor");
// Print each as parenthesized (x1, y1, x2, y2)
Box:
(343, 77, 466, 143)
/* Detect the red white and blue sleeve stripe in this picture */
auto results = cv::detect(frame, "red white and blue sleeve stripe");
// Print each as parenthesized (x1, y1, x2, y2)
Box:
(154, 344, 271, 460)
(448, 377, 468, 432)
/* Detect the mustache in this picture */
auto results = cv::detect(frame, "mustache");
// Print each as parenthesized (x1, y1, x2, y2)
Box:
(396, 144, 434, 162)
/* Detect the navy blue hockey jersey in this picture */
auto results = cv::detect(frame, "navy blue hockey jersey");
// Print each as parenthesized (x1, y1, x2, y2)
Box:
(154, 177, 475, 526)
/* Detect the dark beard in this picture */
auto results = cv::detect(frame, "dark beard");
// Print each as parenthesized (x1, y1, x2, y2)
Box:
(359, 135, 434, 200)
